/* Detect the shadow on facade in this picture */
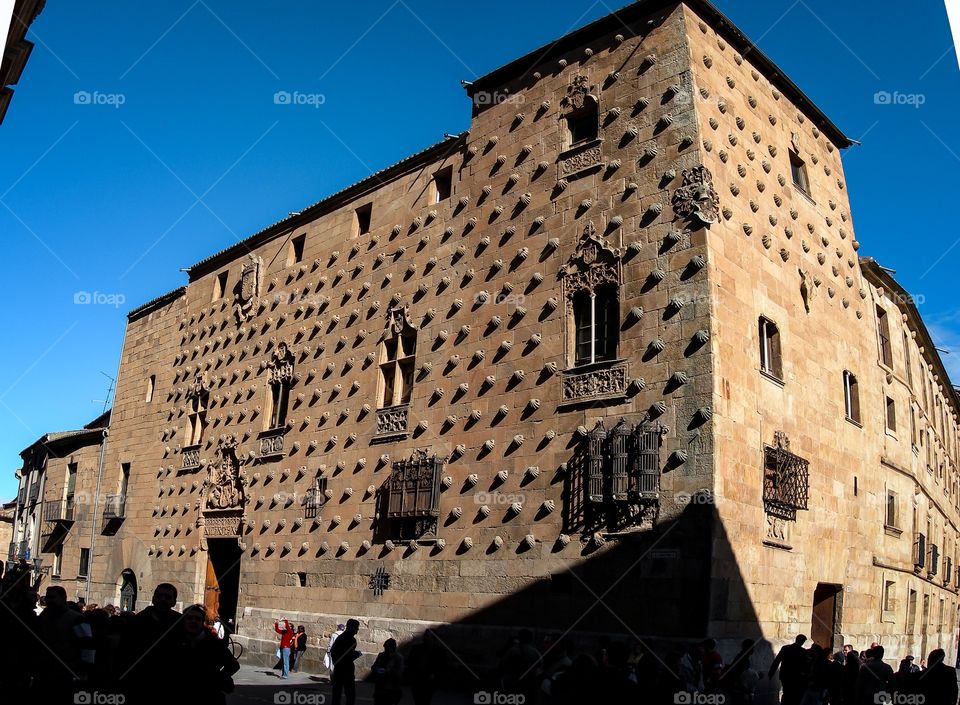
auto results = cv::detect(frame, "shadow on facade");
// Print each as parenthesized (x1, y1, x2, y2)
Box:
(236, 501, 776, 702)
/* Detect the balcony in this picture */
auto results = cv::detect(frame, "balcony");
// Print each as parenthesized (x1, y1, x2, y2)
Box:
(258, 427, 285, 459)
(28, 484, 39, 503)
(103, 494, 126, 521)
(42, 497, 75, 525)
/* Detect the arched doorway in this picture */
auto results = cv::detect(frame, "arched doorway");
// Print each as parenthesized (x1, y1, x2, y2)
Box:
(119, 569, 137, 612)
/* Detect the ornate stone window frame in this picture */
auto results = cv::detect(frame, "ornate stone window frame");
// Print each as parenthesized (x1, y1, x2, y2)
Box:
(374, 304, 417, 442)
(557, 75, 603, 179)
(558, 222, 627, 407)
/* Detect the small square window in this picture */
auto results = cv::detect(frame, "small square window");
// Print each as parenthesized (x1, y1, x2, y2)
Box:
(288, 234, 306, 266)
(433, 167, 452, 203)
(355, 203, 372, 236)
(297, 571, 307, 587)
(212, 271, 229, 301)
(790, 150, 809, 194)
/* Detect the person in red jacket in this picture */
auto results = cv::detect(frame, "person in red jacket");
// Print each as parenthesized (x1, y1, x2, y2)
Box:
(275, 617, 295, 679)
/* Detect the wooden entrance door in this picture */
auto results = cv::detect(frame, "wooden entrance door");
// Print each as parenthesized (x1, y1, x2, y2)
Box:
(811, 583, 843, 650)
(203, 554, 220, 620)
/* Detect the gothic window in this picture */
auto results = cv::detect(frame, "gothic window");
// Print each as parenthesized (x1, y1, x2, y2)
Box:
(566, 96, 599, 148)
(844, 371, 861, 424)
(759, 317, 783, 380)
(384, 450, 443, 541)
(573, 285, 619, 366)
(186, 378, 209, 446)
(379, 311, 416, 409)
(560, 223, 622, 373)
(560, 75, 599, 152)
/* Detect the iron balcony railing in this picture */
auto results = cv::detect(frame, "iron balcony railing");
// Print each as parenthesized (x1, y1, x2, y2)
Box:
(103, 494, 126, 520)
(42, 497, 76, 524)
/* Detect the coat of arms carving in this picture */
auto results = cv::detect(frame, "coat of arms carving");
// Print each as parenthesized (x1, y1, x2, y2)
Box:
(201, 435, 247, 512)
(234, 254, 263, 324)
(671, 166, 720, 225)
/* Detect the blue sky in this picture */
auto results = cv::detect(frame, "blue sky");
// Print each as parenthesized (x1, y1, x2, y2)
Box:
(1, 0, 958, 501)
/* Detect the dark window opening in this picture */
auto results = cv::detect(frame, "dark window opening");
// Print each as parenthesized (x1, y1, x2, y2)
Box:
(886, 397, 897, 432)
(844, 371, 861, 424)
(573, 285, 619, 366)
(288, 234, 306, 266)
(566, 97, 599, 148)
(759, 317, 783, 380)
(78, 548, 90, 578)
(297, 571, 307, 587)
(877, 306, 893, 367)
(355, 203, 372, 236)
(433, 167, 453, 202)
(790, 150, 810, 195)
(268, 380, 290, 430)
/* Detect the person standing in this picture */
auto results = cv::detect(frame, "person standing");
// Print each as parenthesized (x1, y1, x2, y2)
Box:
(330, 619, 361, 705)
(292, 626, 308, 673)
(917, 648, 958, 705)
(274, 616, 295, 679)
(325, 622, 346, 676)
(118, 583, 181, 703)
(407, 629, 444, 705)
(769, 634, 809, 705)
(171, 604, 240, 705)
(855, 646, 895, 705)
(372, 638, 404, 705)
(35, 585, 94, 704)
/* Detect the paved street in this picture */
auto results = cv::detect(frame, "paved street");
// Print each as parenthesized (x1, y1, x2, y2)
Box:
(229, 664, 470, 705)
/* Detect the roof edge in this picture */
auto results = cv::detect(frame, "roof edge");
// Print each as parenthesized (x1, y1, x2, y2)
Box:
(465, 0, 851, 149)
(127, 286, 186, 321)
(186, 133, 468, 280)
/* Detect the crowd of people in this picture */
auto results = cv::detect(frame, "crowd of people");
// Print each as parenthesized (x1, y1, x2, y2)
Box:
(5, 557, 960, 705)
(767, 634, 959, 705)
(0, 561, 240, 705)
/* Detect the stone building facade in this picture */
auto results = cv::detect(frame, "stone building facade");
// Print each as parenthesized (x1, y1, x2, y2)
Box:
(12, 0, 959, 686)
(9, 411, 109, 603)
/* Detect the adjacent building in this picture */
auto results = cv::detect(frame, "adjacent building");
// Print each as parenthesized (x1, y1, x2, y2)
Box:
(1, 0, 45, 124)
(9, 0, 959, 690)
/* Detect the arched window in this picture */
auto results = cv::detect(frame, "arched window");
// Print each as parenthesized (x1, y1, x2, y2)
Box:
(574, 284, 619, 366)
